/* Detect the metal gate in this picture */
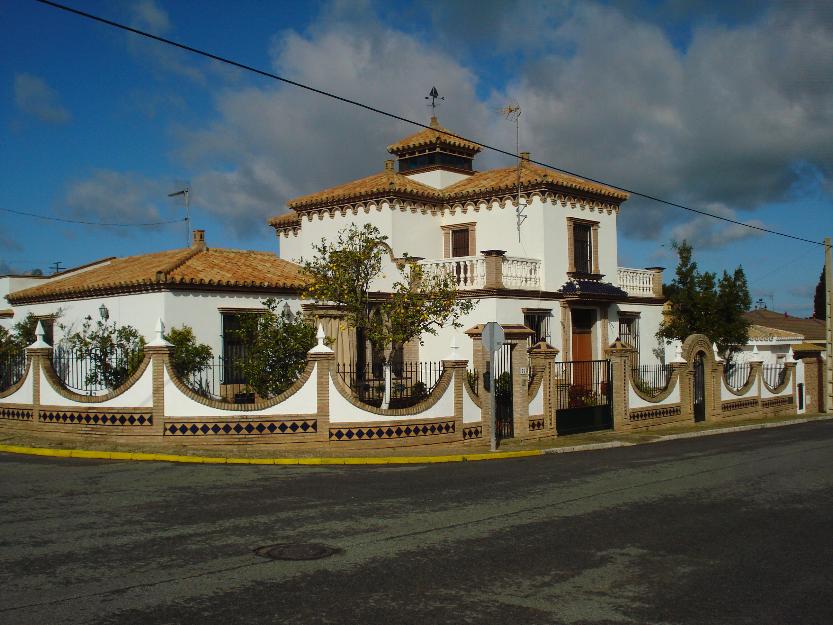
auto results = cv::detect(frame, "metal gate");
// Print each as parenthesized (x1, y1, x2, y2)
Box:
(554, 360, 612, 435)
(693, 351, 705, 422)
(492, 343, 513, 439)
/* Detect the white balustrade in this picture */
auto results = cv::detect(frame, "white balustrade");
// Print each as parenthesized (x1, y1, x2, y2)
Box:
(418, 256, 485, 289)
(502, 257, 541, 290)
(617, 267, 655, 297)
(418, 256, 541, 290)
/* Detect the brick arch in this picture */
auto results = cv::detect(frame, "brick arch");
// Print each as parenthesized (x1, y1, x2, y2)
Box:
(681, 334, 720, 422)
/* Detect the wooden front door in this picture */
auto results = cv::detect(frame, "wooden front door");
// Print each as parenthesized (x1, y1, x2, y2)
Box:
(571, 309, 595, 387)
(571, 309, 595, 361)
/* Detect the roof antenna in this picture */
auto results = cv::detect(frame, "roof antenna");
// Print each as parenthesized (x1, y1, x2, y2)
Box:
(501, 103, 526, 241)
(168, 181, 191, 247)
(426, 86, 444, 111)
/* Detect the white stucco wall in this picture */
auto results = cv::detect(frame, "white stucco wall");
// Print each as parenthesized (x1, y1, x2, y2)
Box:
(611, 303, 665, 364)
(8, 289, 301, 360)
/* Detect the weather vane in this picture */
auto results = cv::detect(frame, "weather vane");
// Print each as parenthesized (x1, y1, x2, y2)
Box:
(426, 86, 444, 110)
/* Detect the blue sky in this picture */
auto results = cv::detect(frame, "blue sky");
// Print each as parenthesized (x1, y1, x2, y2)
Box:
(2, 0, 831, 315)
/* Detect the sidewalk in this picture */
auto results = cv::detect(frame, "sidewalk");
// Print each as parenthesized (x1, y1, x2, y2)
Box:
(0, 412, 830, 465)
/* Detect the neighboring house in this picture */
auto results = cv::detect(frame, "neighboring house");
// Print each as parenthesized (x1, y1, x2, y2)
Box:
(741, 308, 827, 362)
(269, 116, 666, 364)
(0, 273, 53, 333)
(3, 230, 306, 361)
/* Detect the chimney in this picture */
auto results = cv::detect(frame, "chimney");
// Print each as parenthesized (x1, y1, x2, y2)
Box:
(192, 229, 206, 250)
(520, 151, 530, 161)
(385, 159, 395, 172)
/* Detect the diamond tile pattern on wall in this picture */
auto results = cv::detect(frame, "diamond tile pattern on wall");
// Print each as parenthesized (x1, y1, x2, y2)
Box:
(528, 418, 546, 431)
(40, 411, 152, 426)
(329, 421, 455, 441)
(0, 407, 33, 421)
(164, 419, 317, 436)
(462, 425, 482, 440)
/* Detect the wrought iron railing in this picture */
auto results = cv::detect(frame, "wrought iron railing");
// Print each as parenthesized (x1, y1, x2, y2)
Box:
(52, 346, 144, 394)
(0, 350, 26, 392)
(724, 362, 752, 390)
(180, 355, 254, 403)
(631, 364, 672, 397)
(554, 360, 611, 409)
(336, 361, 443, 409)
(466, 367, 479, 395)
(762, 364, 786, 388)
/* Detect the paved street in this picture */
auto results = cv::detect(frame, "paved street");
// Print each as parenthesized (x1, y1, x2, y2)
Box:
(1, 421, 832, 625)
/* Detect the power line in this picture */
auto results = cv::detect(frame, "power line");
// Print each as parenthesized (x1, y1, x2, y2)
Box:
(33, 0, 827, 247)
(0, 206, 186, 228)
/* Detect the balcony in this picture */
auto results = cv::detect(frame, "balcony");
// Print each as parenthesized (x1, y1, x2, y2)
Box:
(617, 267, 662, 298)
(418, 254, 541, 290)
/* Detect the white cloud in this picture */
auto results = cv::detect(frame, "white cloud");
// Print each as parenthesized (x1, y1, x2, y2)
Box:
(126, 0, 206, 84)
(175, 14, 491, 237)
(488, 2, 833, 239)
(63, 170, 172, 230)
(668, 203, 766, 250)
(13, 73, 72, 124)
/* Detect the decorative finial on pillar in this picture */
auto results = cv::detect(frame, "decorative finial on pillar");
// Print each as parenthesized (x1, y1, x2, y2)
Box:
(28, 320, 51, 348)
(671, 343, 686, 363)
(147, 318, 173, 347)
(786, 346, 796, 363)
(712, 342, 723, 362)
(447, 334, 460, 360)
(749, 344, 763, 363)
(309, 323, 333, 354)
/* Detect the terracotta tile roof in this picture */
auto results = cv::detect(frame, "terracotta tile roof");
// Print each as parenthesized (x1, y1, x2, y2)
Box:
(7, 246, 306, 304)
(387, 117, 482, 155)
(286, 170, 442, 210)
(747, 324, 803, 341)
(443, 160, 628, 202)
(281, 159, 627, 215)
(743, 309, 825, 341)
(268, 212, 302, 229)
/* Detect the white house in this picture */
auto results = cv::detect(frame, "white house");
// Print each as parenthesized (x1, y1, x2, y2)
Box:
(270, 116, 666, 364)
(3, 230, 306, 360)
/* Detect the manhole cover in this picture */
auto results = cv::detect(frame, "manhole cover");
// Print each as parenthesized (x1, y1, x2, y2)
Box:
(254, 543, 341, 561)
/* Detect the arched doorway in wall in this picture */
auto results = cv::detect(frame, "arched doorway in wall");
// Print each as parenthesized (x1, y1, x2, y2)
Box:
(693, 350, 706, 422)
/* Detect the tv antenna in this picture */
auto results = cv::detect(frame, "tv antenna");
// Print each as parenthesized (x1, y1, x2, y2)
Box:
(426, 86, 444, 110)
(501, 104, 526, 241)
(168, 181, 191, 246)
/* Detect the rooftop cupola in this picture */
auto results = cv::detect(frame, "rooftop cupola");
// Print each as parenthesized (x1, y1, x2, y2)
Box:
(386, 116, 481, 175)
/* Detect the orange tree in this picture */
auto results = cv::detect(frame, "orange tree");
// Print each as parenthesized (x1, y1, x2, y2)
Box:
(300, 223, 474, 367)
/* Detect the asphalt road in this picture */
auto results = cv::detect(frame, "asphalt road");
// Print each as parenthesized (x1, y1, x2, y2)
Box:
(1, 421, 832, 625)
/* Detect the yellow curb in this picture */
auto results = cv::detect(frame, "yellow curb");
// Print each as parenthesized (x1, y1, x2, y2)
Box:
(0, 443, 544, 465)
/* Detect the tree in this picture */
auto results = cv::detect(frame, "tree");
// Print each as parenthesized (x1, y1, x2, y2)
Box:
(814, 267, 826, 319)
(300, 223, 474, 365)
(61, 317, 145, 389)
(657, 241, 751, 357)
(165, 325, 212, 380)
(234, 298, 316, 398)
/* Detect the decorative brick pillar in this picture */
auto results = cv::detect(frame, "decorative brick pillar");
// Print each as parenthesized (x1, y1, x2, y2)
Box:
(482, 250, 505, 289)
(801, 356, 822, 413)
(25, 321, 53, 426)
(509, 340, 529, 438)
(605, 340, 633, 431)
(442, 358, 468, 422)
(647, 267, 665, 298)
(749, 361, 763, 404)
(308, 324, 335, 443)
(671, 361, 690, 420)
(144, 345, 173, 435)
(25, 347, 51, 425)
(466, 331, 492, 442)
(529, 342, 559, 434)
